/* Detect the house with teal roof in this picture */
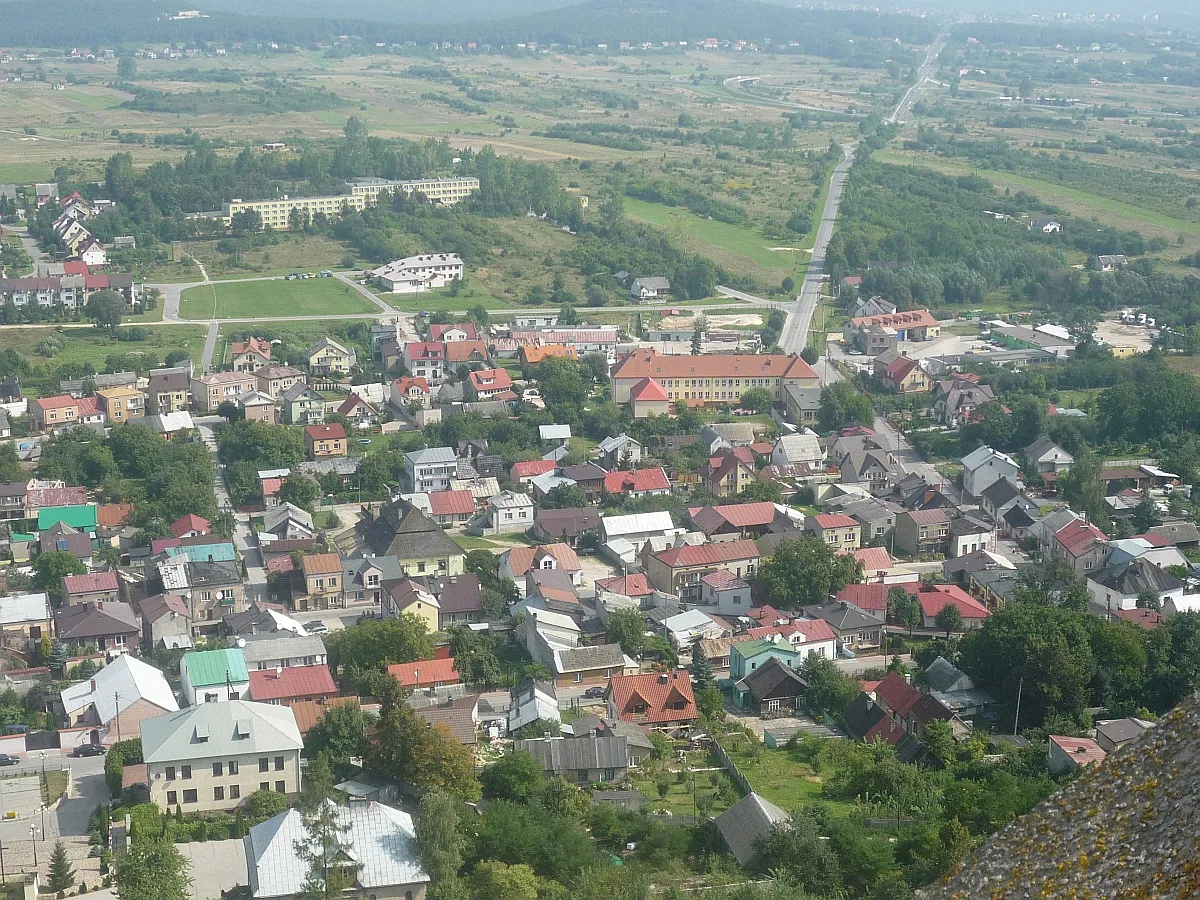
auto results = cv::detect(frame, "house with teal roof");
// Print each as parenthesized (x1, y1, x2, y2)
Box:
(37, 504, 97, 531)
(164, 541, 237, 564)
(180, 647, 249, 705)
(730, 639, 801, 710)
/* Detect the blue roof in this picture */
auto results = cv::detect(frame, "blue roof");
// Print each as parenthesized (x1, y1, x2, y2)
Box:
(165, 542, 236, 563)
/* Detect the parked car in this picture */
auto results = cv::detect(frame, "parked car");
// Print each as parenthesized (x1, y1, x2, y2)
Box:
(319, 270, 333, 278)
(306, 621, 329, 634)
(73, 745, 105, 758)
(0, 754, 21, 766)
(582, 686, 606, 700)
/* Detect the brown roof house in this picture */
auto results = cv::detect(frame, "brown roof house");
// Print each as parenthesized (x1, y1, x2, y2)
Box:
(55, 601, 140, 653)
(140, 593, 193, 650)
(62, 570, 120, 607)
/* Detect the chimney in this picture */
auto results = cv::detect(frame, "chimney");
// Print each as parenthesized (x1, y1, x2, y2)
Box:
(658, 673, 668, 684)
(90, 679, 97, 692)
(903, 673, 912, 685)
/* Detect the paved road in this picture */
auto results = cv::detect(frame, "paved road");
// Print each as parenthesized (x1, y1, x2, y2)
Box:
(888, 36, 948, 125)
(14, 224, 48, 272)
(779, 144, 855, 355)
(198, 421, 268, 604)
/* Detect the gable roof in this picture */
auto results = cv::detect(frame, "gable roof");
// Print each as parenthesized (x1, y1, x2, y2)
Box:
(738, 656, 807, 702)
(248, 665, 337, 702)
(62, 571, 119, 595)
(595, 573, 655, 597)
(714, 792, 790, 868)
(689, 502, 777, 534)
(961, 445, 1018, 472)
(980, 477, 1023, 507)
(608, 671, 696, 724)
(1088, 557, 1183, 595)
(427, 489, 476, 517)
(55, 601, 139, 639)
(59, 654, 178, 723)
(604, 467, 670, 495)
(918, 584, 991, 621)
(183, 648, 249, 687)
(1055, 519, 1109, 556)
(387, 657, 459, 688)
(514, 736, 630, 773)
(503, 542, 581, 576)
(651, 539, 760, 569)
(613, 348, 816, 382)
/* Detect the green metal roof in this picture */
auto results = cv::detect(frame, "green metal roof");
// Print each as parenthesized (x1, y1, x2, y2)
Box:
(731, 639, 798, 661)
(37, 505, 98, 531)
(183, 648, 249, 687)
(165, 542, 237, 563)
(11, 534, 33, 542)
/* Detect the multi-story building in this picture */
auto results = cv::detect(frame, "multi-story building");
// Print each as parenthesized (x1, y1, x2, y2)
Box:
(140, 700, 303, 813)
(405, 447, 457, 493)
(804, 513, 862, 550)
(611, 349, 819, 409)
(231, 337, 272, 372)
(346, 176, 479, 206)
(642, 539, 760, 603)
(402, 342, 447, 384)
(254, 366, 304, 399)
(306, 337, 356, 376)
(95, 386, 145, 423)
(0, 273, 140, 310)
(190, 372, 258, 412)
(146, 369, 191, 414)
(298, 552, 344, 611)
(372, 254, 464, 293)
(304, 424, 346, 459)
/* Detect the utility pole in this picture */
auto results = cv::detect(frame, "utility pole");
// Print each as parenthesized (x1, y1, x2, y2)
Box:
(1013, 676, 1024, 738)
(115, 691, 122, 743)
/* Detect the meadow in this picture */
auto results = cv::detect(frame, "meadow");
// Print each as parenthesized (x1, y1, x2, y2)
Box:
(178, 277, 381, 319)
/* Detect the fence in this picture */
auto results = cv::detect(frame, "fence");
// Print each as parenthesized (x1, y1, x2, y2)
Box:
(710, 739, 751, 797)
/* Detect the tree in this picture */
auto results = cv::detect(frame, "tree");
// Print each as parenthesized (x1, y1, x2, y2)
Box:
(935, 603, 964, 637)
(481, 750, 545, 802)
(32, 550, 86, 600)
(216, 400, 243, 423)
(85, 289, 126, 334)
(819, 381, 875, 431)
(691, 639, 715, 691)
(539, 483, 587, 509)
(304, 702, 367, 773)
(109, 422, 166, 479)
(231, 209, 263, 236)
(741, 479, 782, 504)
(471, 861, 542, 900)
(739, 387, 775, 413)
(293, 798, 357, 900)
(245, 789, 290, 819)
(47, 840, 76, 893)
(605, 607, 647, 657)
(1132, 494, 1158, 534)
(690, 316, 706, 355)
(115, 839, 190, 900)
(1058, 446, 1109, 532)
(325, 614, 433, 672)
(278, 474, 319, 512)
(1136, 589, 1162, 611)
(117, 56, 136, 78)
(416, 791, 467, 900)
(800, 653, 862, 718)
(757, 537, 862, 609)
(753, 816, 843, 892)
(923, 719, 955, 766)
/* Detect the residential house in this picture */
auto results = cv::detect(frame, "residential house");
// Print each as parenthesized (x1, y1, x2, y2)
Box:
(960, 446, 1022, 499)
(499, 543, 583, 591)
(428, 322, 478, 343)
(356, 499, 465, 577)
(660, 608, 726, 650)
(405, 447, 457, 493)
(735, 657, 808, 715)
(341, 556, 404, 608)
(508, 680, 560, 734)
(699, 448, 758, 497)
(141, 700, 303, 812)
(598, 511, 680, 553)
(729, 639, 799, 685)
(336, 393, 378, 427)
(1086, 557, 1184, 613)
(467, 368, 515, 401)
(701, 423, 765, 452)
(402, 342, 447, 385)
(539, 424, 572, 449)
(254, 366, 304, 399)
(263, 503, 315, 541)
(238, 390, 277, 424)
(597, 434, 642, 470)
(298, 553, 344, 611)
(1052, 519, 1111, 576)
(934, 380, 996, 429)
(307, 337, 356, 376)
(630, 276, 670, 300)
(918, 584, 991, 630)
(714, 793, 790, 869)
(595, 573, 658, 609)
(642, 539, 760, 602)
(231, 337, 272, 372)
(30, 395, 82, 432)
(191, 372, 257, 413)
(695, 571, 752, 617)
(1024, 437, 1073, 482)
(427, 572, 483, 629)
(304, 424, 346, 459)
(54, 601, 140, 653)
(804, 513, 862, 550)
(141, 594, 193, 650)
(0, 592, 53, 644)
(1094, 718, 1151, 754)
(979, 478, 1034, 526)
(838, 497, 898, 545)
(876, 354, 929, 393)
(388, 657, 459, 690)
(801, 601, 885, 652)
(180, 647, 250, 704)
(56, 654, 178, 746)
(845, 309, 941, 350)
(770, 432, 824, 469)
(744, 618, 838, 660)
(628, 377, 671, 418)
(171, 514, 211, 540)
(279, 383, 325, 425)
(509, 459, 557, 486)
(239, 634, 328, 673)
(382, 579, 442, 634)
(515, 736, 630, 785)
(524, 568, 583, 616)
(95, 386, 145, 423)
(606, 671, 696, 729)
(783, 384, 822, 428)
(1047, 735, 1106, 775)
(426, 489, 475, 526)
(62, 571, 120, 607)
(893, 509, 951, 556)
(688, 502, 780, 542)
(243, 801, 428, 900)
(603, 467, 670, 498)
(391, 376, 431, 411)
(469, 491, 534, 535)
(146, 369, 191, 414)
(247, 665, 338, 706)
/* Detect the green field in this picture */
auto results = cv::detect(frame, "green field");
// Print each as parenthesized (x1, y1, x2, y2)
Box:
(623, 197, 800, 276)
(179, 278, 381, 319)
(724, 741, 853, 815)
(2, 324, 209, 376)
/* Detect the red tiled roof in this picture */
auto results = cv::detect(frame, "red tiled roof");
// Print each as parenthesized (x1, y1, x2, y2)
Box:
(842, 276, 863, 286)
(1054, 519, 1108, 556)
(261, 478, 283, 497)
(36, 395, 78, 410)
(289, 696, 360, 734)
(918, 584, 991, 620)
(428, 322, 479, 341)
(595, 573, 655, 597)
(1113, 608, 1163, 630)
(305, 423, 346, 440)
(26, 486, 87, 509)
(851, 309, 940, 329)
(232, 337, 271, 359)
(865, 713, 910, 747)
(613, 348, 816, 382)
(1049, 735, 1107, 768)
(1130, 533, 1172, 548)
(504, 543, 581, 576)
(75, 396, 100, 417)
(301, 553, 343, 576)
(428, 489, 476, 516)
(150, 538, 182, 556)
(882, 356, 921, 381)
(874, 670, 921, 717)
(812, 513, 858, 529)
(689, 501, 777, 532)
(445, 340, 490, 363)
(846, 546, 894, 574)
(700, 570, 750, 591)
(607, 671, 697, 725)
(749, 605, 786, 624)
(248, 665, 338, 702)
(62, 571, 118, 595)
(468, 368, 513, 392)
(652, 539, 760, 569)
(629, 377, 668, 403)
(97, 503, 133, 527)
(746, 617, 837, 645)
(903, 508, 951, 525)
(170, 513, 210, 538)
(336, 394, 377, 416)
(511, 459, 557, 478)
(62, 260, 89, 276)
(388, 657, 460, 688)
(604, 467, 670, 495)
(404, 341, 445, 360)
(393, 376, 430, 395)
(836, 582, 904, 612)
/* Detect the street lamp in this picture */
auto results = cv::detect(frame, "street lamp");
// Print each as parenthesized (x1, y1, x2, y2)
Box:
(29, 826, 37, 867)
(36, 803, 45, 838)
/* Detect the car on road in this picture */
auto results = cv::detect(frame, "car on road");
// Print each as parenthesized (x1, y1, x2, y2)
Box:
(582, 686, 607, 699)
(319, 270, 333, 277)
(306, 621, 329, 634)
(73, 745, 105, 757)
(0, 754, 21, 766)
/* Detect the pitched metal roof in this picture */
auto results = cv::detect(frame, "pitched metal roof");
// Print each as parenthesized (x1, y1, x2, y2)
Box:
(514, 736, 629, 773)
(714, 792, 789, 867)
(59, 653, 178, 722)
(182, 648, 249, 687)
(142, 699, 301, 763)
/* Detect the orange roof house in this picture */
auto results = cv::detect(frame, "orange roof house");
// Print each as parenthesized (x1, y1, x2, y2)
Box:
(387, 657, 460, 689)
(606, 671, 697, 727)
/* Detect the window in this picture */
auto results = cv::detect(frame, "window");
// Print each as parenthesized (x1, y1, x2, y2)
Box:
(572, 672, 583, 684)
(214, 787, 225, 802)
(166, 790, 177, 805)
(275, 781, 286, 793)
(417, 562, 426, 573)
(274, 756, 284, 771)
(166, 767, 176, 781)
(181, 765, 192, 779)
(260, 782, 270, 792)
(213, 762, 223, 777)
(259, 758, 269, 772)
(183, 789, 197, 804)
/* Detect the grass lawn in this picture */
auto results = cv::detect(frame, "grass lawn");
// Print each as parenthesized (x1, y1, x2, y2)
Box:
(723, 742, 851, 815)
(179, 278, 380, 319)
(3, 325, 209, 378)
(633, 763, 736, 819)
(42, 769, 69, 804)
(452, 534, 504, 551)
